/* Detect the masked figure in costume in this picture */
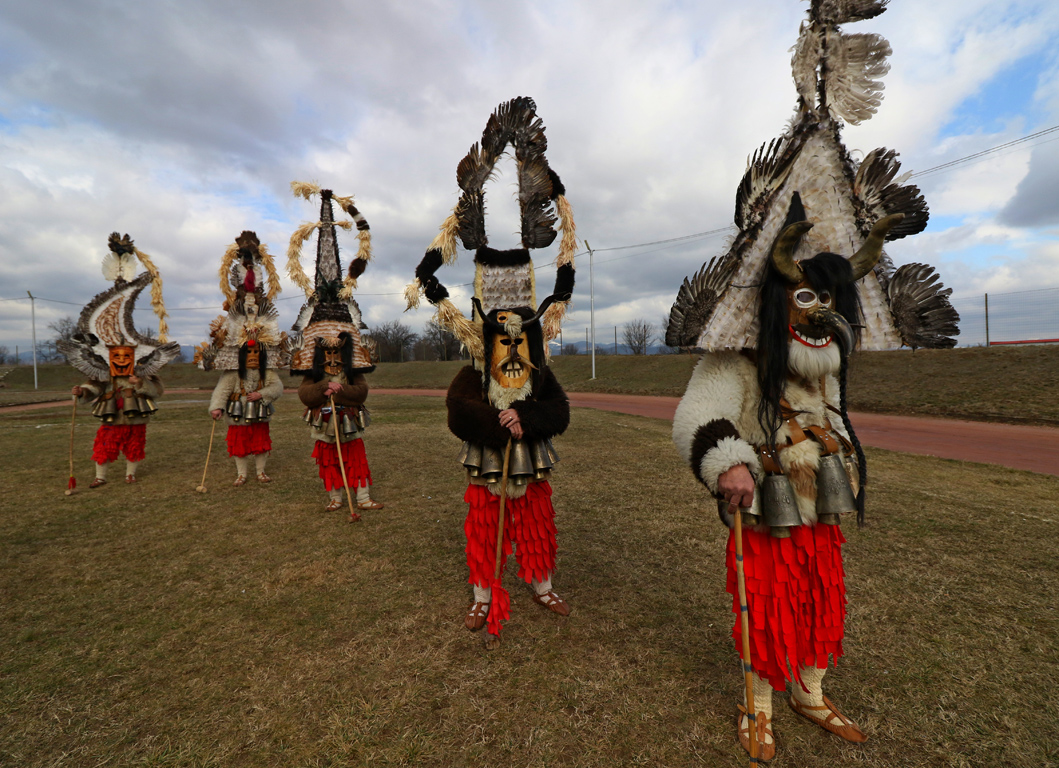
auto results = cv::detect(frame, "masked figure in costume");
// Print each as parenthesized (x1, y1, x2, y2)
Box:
(61, 233, 181, 486)
(196, 231, 288, 485)
(287, 182, 382, 520)
(406, 96, 577, 646)
(667, 3, 959, 760)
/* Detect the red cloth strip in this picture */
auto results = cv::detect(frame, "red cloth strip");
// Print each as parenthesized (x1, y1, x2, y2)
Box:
(312, 439, 372, 491)
(726, 523, 847, 691)
(225, 422, 272, 457)
(463, 482, 557, 591)
(91, 424, 146, 464)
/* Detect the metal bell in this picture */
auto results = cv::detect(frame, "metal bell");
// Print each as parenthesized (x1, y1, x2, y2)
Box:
(122, 395, 139, 416)
(341, 411, 356, 436)
(815, 453, 857, 525)
(228, 399, 243, 422)
(99, 398, 118, 423)
(142, 396, 158, 414)
(244, 400, 260, 422)
(760, 473, 802, 537)
(510, 440, 534, 477)
(311, 410, 325, 430)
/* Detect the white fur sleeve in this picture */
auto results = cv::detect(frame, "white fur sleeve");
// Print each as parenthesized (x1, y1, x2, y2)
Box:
(209, 372, 236, 413)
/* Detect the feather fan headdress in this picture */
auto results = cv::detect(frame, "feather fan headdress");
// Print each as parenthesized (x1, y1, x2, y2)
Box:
(194, 230, 288, 371)
(666, 0, 958, 351)
(405, 96, 577, 362)
(58, 232, 181, 379)
(286, 184, 374, 375)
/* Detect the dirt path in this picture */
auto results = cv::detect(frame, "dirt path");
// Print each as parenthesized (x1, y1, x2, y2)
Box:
(6, 388, 1056, 477)
(372, 388, 1059, 477)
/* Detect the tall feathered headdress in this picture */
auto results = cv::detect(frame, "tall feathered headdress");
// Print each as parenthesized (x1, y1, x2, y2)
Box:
(194, 230, 288, 371)
(58, 233, 181, 379)
(405, 96, 577, 361)
(287, 184, 375, 375)
(666, 0, 958, 351)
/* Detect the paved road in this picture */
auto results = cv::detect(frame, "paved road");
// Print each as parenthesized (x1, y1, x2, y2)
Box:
(5, 388, 1056, 477)
(373, 388, 1059, 477)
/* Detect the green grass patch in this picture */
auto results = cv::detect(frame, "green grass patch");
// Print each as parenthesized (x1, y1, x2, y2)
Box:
(2, 393, 1057, 766)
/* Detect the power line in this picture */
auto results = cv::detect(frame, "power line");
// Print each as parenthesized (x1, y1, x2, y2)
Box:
(909, 124, 1059, 178)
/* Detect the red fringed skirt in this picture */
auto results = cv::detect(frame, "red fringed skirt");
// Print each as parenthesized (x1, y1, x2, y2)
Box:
(92, 424, 146, 464)
(726, 523, 847, 691)
(312, 439, 372, 491)
(226, 423, 272, 457)
(464, 481, 557, 588)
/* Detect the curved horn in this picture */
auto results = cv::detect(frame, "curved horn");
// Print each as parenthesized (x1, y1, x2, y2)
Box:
(769, 221, 814, 283)
(471, 298, 504, 332)
(850, 213, 905, 280)
(529, 294, 557, 324)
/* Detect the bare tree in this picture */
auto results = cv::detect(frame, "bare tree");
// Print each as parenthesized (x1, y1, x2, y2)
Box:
(365, 320, 418, 363)
(0, 346, 8, 364)
(416, 319, 463, 361)
(563, 343, 580, 356)
(622, 319, 656, 355)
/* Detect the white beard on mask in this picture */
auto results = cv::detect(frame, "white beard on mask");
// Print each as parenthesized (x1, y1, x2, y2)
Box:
(787, 336, 841, 380)
(487, 375, 534, 411)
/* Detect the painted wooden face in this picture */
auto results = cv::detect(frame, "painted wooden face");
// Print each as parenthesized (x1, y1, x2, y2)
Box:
(245, 344, 261, 370)
(489, 311, 532, 389)
(108, 345, 136, 377)
(323, 348, 343, 377)
(786, 281, 835, 348)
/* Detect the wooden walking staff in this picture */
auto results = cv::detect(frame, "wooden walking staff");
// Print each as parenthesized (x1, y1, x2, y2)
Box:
(731, 501, 759, 765)
(330, 396, 361, 523)
(64, 395, 78, 496)
(195, 419, 218, 493)
(484, 439, 514, 647)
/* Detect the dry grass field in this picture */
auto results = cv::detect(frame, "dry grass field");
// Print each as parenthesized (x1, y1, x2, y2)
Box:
(5, 343, 1058, 424)
(2, 390, 1058, 767)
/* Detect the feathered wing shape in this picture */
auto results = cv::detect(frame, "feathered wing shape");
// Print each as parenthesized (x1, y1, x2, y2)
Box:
(823, 32, 891, 125)
(135, 342, 183, 377)
(56, 340, 110, 381)
(853, 148, 928, 240)
(735, 138, 798, 233)
(886, 264, 960, 350)
(665, 255, 739, 348)
(791, 22, 823, 108)
(101, 252, 137, 282)
(816, 0, 889, 25)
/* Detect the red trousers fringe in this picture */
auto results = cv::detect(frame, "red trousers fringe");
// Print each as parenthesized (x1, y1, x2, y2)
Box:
(91, 424, 146, 464)
(726, 523, 847, 691)
(226, 423, 272, 457)
(312, 439, 372, 491)
(464, 481, 557, 588)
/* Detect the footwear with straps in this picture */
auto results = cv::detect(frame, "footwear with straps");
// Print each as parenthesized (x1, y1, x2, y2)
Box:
(788, 694, 867, 743)
(233, 475, 247, 487)
(89, 478, 107, 489)
(256, 473, 271, 483)
(324, 499, 343, 512)
(464, 601, 489, 632)
(737, 704, 776, 761)
(357, 499, 385, 510)
(125, 475, 137, 484)
(532, 590, 571, 616)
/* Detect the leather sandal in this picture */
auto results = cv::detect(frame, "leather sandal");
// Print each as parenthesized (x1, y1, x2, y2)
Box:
(233, 476, 247, 487)
(125, 475, 137, 484)
(324, 499, 343, 512)
(357, 499, 385, 510)
(788, 694, 867, 743)
(464, 601, 489, 632)
(256, 473, 271, 483)
(89, 478, 107, 489)
(737, 704, 776, 761)
(532, 590, 571, 616)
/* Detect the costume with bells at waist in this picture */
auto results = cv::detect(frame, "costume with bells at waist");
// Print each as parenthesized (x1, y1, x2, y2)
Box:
(196, 231, 288, 486)
(287, 182, 381, 518)
(59, 233, 180, 487)
(667, 3, 959, 760)
(406, 96, 577, 644)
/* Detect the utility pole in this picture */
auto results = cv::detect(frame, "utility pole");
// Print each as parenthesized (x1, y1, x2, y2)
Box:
(984, 293, 990, 347)
(586, 240, 596, 379)
(614, 325, 618, 355)
(27, 291, 38, 390)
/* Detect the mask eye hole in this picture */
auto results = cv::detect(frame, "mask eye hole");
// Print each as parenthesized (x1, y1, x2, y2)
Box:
(818, 290, 832, 307)
(500, 339, 511, 346)
(794, 289, 817, 308)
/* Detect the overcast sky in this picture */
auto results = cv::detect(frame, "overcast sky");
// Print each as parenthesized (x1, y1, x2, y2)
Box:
(1, 0, 1057, 352)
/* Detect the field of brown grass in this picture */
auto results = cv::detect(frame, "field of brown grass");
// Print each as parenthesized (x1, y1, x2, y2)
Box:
(2, 392, 1057, 766)
(4, 343, 1058, 424)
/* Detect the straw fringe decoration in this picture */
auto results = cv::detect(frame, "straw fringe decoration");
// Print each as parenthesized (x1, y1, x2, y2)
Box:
(287, 222, 318, 297)
(555, 194, 577, 269)
(429, 211, 461, 265)
(291, 181, 321, 201)
(404, 278, 423, 310)
(436, 298, 484, 362)
(259, 244, 282, 301)
(339, 229, 373, 299)
(218, 243, 240, 305)
(133, 247, 169, 342)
